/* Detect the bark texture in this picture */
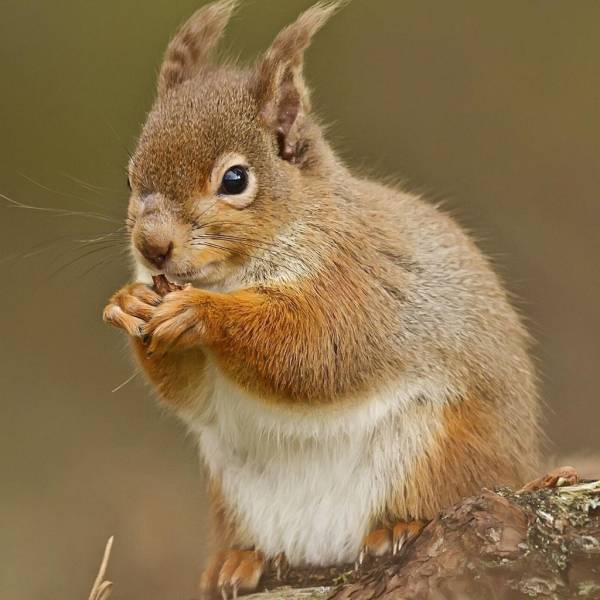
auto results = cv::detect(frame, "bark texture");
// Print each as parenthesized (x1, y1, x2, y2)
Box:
(87, 477, 600, 600)
(250, 479, 600, 600)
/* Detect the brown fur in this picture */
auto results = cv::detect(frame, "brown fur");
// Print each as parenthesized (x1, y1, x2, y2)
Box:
(103, 0, 541, 589)
(141, 258, 401, 403)
(131, 338, 207, 410)
(206, 477, 238, 551)
(389, 394, 536, 522)
(157, 0, 238, 97)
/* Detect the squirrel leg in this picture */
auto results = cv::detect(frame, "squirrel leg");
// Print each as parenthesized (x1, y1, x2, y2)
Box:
(358, 520, 426, 566)
(104, 282, 207, 408)
(199, 549, 264, 599)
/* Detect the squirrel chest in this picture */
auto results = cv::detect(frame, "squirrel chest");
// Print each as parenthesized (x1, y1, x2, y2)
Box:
(185, 363, 447, 566)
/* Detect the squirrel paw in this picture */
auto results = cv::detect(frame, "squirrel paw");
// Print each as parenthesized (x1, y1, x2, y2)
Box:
(199, 549, 264, 599)
(103, 283, 161, 337)
(144, 288, 213, 356)
(519, 465, 579, 492)
(392, 520, 426, 554)
(357, 520, 426, 567)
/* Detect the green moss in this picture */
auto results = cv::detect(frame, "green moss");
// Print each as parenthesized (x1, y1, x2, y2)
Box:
(504, 481, 600, 578)
(577, 581, 600, 597)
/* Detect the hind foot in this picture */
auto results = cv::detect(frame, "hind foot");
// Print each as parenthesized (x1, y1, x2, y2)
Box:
(357, 520, 426, 566)
(199, 549, 264, 599)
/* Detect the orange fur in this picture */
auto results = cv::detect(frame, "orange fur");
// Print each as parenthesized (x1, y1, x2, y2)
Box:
(103, 281, 206, 409)
(131, 338, 206, 410)
(102, 0, 541, 586)
(142, 256, 405, 404)
(206, 476, 238, 550)
(389, 394, 536, 521)
(199, 549, 264, 597)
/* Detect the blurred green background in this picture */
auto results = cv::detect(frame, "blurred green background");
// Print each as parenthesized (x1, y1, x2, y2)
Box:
(1, 1, 599, 598)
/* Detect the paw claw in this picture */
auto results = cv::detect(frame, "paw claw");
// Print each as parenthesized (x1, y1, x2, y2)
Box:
(103, 282, 163, 338)
(359, 528, 392, 563)
(393, 532, 407, 555)
(357, 521, 426, 566)
(392, 520, 426, 556)
(202, 549, 264, 598)
(273, 552, 288, 581)
(519, 466, 579, 492)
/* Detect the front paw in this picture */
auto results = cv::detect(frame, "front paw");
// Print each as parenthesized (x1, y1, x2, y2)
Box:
(144, 288, 216, 355)
(103, 282, 162, 337)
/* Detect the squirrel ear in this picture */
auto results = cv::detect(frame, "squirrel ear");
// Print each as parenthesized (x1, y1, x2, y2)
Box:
(252, 2, 341, 162)
(157, 0, 238, 97)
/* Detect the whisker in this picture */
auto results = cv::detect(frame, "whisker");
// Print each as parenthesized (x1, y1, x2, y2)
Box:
(190, 240, 290, 271)
(192, 220, 258, 230)
(74, 227, 128, 245)
(78, 252, 125, 278)
(192, 232, 302, 264)
(53, 237, 127, 266)
(192, 222, 290, 248)
(0, 227, 128, 266)
(20, 172, 95, 203)
(0, 234, 73, 264)
(19, 173, 123, 217)
(0, 191, 121, 224)
(192, 233, 276, 254)
(60, 172, 124, 196)
(112, 370, 140, 393)
(192, 200, 220, 225)
(103, 118, 136, 164)
(47, 243, 120, 279)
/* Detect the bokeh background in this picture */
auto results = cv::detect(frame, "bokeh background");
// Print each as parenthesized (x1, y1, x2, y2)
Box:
(1, 1, 599, 598)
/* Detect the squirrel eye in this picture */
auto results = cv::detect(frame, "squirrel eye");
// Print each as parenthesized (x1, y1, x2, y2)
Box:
(219, 166, 248, 195)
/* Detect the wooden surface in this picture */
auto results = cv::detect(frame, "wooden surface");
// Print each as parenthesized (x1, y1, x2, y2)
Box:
(249, 479, 600, 600)
(88, 478, 600, 600)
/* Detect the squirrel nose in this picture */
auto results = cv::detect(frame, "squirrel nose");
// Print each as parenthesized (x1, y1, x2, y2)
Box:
(141, 240, 173, 268)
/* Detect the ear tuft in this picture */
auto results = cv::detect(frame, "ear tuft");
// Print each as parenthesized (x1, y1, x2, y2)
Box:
(253, 1, 344, 163)
(158, 0, 239, 97)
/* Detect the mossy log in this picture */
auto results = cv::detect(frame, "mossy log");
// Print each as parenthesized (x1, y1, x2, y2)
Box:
(251, 478, 600, 600)
(89, 476, 600, 600)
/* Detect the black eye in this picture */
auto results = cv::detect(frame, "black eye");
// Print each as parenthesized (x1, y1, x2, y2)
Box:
(219, 165, 248, 195)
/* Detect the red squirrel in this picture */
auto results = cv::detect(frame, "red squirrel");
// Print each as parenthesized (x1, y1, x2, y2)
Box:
(103, 1, 540, 596)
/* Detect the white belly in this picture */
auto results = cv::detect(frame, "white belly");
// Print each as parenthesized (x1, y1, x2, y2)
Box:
(184, 365, 447, 566)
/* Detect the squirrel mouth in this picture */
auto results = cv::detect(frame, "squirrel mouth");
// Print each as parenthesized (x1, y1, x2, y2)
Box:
(169, 270, 199, 284)
(168, 263, 218, 285)
(147, 254, 221, 286)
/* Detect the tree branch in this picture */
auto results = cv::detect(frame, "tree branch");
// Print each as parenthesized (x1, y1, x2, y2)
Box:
(87, 477, 600, 600)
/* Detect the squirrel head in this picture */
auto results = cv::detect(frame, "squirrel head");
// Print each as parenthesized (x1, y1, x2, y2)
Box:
(128, 0, 342, 285)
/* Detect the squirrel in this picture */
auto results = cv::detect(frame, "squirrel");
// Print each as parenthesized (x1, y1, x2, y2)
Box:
(103, 1, 540, 597)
